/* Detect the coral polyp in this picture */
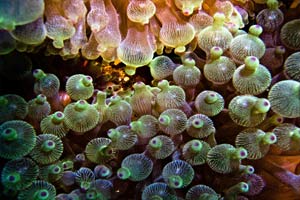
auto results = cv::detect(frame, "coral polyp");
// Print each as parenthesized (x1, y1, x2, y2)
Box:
(0, 0, 300, 199)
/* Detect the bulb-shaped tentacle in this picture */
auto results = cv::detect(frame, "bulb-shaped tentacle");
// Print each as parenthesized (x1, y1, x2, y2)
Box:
(117, 23, 155, 76)
(154, 0, 195, 54)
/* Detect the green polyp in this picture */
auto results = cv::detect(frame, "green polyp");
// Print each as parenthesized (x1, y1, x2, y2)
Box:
(210, 46, 223, 60)
(75, 100, 88, 111)
(149, 137, 163, 149)
(174, 46, 186, 54)
(81, 181, 91, 190)
(34, 189, 49, 200)
(212, 12, 225, 27)
(52, 112, 64, 124)
(62, 160, 74, 170)
(183, 57, 196, 67)
(0, 96, 8, 106)
(244, 56, 259, 72)
(158, 115, 171, 126)
(82, 76, 93, 86)
(253, 98, 270, 114)
(150, 195, 163, 200)
(291, 128, 300, 141)
(190, 140, 203, 152)
(117, 167, 131, 180)
(262, 132, 277, 144)
(192, 118, 204, 129)
(1, 128, 18, 141)
(267, 0, 279, 9)
(36, 94, 47, 104)
(227, 22, 239, 35)
(238, 182, 249, 193)
(133, 81, 146, 90)
(232, 147, 248, 159)
(6, 172, 21, 184)
(107, 129, 121, 140)
(86, 189, 101, 200)
(124, 65, 137, 76)
(270, 114, 283, 125)
(41, 140, 56, 152)
(33, 69, 46, 80)
(249, 25, 263, 37)
(204, 92, 218, 104)
(97, 145, 110, 156)
(157, 80, 169, 90)
(226, 182, 249, 199)
(275, 46, 285, 55)
(110, 95, 121, 104)
(168, 175, 183, 189)
(49, 165, 62, 175)
(53, 39, 64, 49)
(130, 121, 142, 132)
(239, 165, 255, 175)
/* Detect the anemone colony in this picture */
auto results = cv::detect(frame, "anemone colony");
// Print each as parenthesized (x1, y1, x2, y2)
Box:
(0, 0, 300, 199)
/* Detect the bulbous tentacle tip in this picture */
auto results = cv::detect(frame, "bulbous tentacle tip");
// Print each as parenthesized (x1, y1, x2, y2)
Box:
(124, 66, 137, 76)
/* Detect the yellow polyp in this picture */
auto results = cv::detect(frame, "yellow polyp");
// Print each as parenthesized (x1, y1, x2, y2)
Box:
(53, 39, 64, 49)
(114, 58, 121, 65)
(124, 65, 137, 76)
(174, 46, 186, 55)
(156, 42, 164, 55)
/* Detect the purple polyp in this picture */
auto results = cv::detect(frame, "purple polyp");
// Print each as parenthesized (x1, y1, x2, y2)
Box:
(5, 129, 11, 134)
(270, 136, 276, 141)
(240, 151, 246, 157)
(40, 191, 47, 197)
(48, 141, 54, 146)
(8, 175, 15, 181)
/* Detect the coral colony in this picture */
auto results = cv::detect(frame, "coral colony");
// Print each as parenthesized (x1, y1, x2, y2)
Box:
(1, 0, 300, 199)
